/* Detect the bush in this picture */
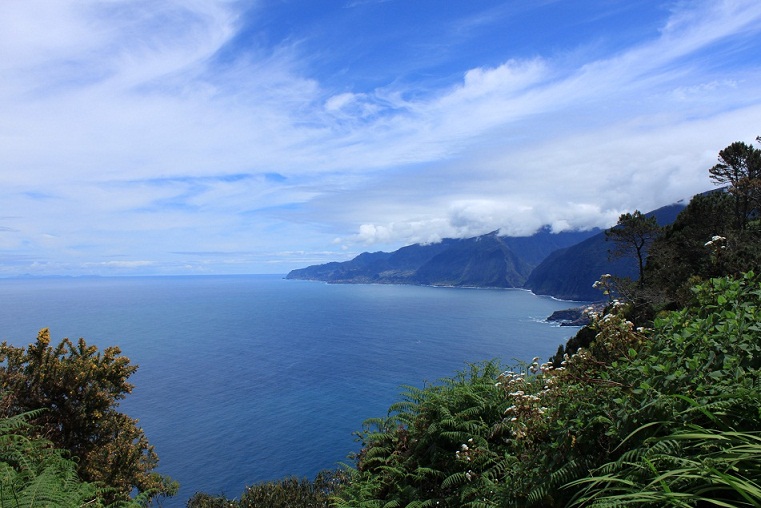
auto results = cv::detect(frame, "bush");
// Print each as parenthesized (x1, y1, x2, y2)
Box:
(0, 329, 177, 504)
(336, 273, 761, 507)
(187, 469, 348, 508)
(0, 410, 101, 507)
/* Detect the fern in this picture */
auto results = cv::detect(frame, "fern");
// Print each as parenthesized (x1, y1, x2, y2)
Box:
(0, 411, 102, 507)
(527, 458, 587, 506)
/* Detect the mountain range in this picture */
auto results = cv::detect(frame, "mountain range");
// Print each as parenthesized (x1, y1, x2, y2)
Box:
(287, 202, 688, 301)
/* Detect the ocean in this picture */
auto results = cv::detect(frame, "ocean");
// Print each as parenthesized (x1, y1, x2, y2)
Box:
(0, 274, 583, 505)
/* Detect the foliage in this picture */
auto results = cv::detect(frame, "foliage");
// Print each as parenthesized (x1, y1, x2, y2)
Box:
(644, 191, 735, 306)
(0, 329, 177, 504)
(602, 138, 761, 315)
(567, 411, 761, 507)
(643, 189, 761, 311)
(709, 139, 761, 230)
(336, 361, 513, 507)
(334, 272, 761, 507)
(0, 409, 101, 507)
(186, 469, 348, 508)
(554, 273, 761, 506)
(605, 210, 661, 286)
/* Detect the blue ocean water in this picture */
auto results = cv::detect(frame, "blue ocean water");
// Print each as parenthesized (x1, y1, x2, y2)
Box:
(0, 275, 583, 505)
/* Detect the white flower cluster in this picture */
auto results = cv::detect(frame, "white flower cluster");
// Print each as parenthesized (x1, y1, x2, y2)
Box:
(592, 273, 612, 289)
(601, 303, 630, 325)
(704, 235, 727, 248)
(584, 305, 601, 321)
(455, 438, 475, 461)
(592, 273, 617, 300)
(497, 358, 555, 440)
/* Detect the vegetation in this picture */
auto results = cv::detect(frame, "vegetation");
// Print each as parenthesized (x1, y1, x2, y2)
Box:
(333, 271, 761, 507)
(0, 329, 177, 505)
(708, 139, 761, 230)
(605, 210, 661, 286)
(187, 470, 348, 508)
(646, 136, 761, 307)
(0, 410, 100, 507)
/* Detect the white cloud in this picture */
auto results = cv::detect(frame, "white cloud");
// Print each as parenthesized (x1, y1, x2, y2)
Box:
(1, 0, 761, 274)
(355, 219, 453, 246)
(452, 59, 548, 101)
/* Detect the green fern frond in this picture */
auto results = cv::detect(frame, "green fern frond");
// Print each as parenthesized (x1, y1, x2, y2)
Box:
(458, 405, 489, 418)
(0, 413, 100, 508)
(441, 472, 467, 489)
(388, 401, 417, 415)
(462, 501, 496, 508)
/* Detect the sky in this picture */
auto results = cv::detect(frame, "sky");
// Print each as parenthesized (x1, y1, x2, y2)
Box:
(1, 0, 761, 277)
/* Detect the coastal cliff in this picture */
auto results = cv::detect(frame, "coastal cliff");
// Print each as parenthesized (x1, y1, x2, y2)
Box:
(286, 228, 598, 289)
(287, 201, 686, 300)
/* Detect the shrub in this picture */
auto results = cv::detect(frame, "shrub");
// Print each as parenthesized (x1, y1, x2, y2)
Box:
(337, 273, 761, 507)
(186, 469, 348, 508)
(0, 329, 177, 504)
(0, 410, 100, 507)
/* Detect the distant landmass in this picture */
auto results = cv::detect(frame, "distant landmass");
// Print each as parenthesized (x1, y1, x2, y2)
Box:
(287, 227, 599, 289)
(287, 201, 688, 301)
(524, 202, 686, 300)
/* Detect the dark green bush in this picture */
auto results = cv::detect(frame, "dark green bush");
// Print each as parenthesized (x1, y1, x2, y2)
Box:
(187, 469, 348, 508)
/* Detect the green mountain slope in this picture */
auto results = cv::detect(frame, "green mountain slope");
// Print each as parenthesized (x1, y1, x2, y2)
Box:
(524, 202, 686, 300)
(286, 228, 598, 288)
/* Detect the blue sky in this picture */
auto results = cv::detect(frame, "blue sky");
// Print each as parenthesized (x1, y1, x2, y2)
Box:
(1, 0, 760, 276)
